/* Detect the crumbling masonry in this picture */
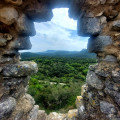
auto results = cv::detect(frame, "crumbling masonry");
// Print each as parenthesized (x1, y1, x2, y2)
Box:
(0, 0, 120, 120)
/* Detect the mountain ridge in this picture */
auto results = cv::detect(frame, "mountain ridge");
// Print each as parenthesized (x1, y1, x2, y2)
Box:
(21, 49, 96, 59)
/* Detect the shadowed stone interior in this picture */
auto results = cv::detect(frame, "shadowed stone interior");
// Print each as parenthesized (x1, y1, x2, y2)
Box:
(0, 0, 120, 120)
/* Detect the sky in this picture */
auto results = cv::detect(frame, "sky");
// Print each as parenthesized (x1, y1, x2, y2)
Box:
(25, 8, 89, 52)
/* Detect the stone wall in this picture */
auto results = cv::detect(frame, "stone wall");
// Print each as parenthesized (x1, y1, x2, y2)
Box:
(0, 0, 120, 120)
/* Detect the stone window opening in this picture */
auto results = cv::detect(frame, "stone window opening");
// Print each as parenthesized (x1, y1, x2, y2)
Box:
(0, 0, 120, 120)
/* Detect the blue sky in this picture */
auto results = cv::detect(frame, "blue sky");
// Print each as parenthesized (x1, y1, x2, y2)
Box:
(26, 8, 89, 52)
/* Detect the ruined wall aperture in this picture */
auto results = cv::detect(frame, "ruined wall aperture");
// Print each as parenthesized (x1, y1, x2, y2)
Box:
(0, 0, 120, 120)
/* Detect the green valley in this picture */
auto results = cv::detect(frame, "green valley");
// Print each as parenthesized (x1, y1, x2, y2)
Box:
(22, 53, 96, 113)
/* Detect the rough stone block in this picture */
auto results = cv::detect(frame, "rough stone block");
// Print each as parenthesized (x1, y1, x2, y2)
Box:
(105, 81, 119, 92)
(27, 105, 39, 120)
(47, 112, 66, 120)
(14, 111, 24, 120)
(4, 77, 29, 87)
(87, 91, 100, 107)
(0, 56, 14, 64)
(37, 110, 47, 120)
(86, 70, 104, 90)
(11, 93, 35, 119)
(77, 17, 101, 36)
(15, 14, 36, 36)
(105, 88, 120, 106)
(112, 71, 120, 83)
(0, 37, 7, 46)
(67, 109, 78, 120)
(100, 101, 117, 115)
(88, 35, 113, 53)
(26, 6, 53, 22)
(4, 77, 29, 98)
(24, 93, 35, 106)
(98, 55, 117, 62)
(0, 97, 16, 119)
(112, 20, 120, 31)
(3, 50, 19, 56)
(0, 7, 18, 25)
(75, 96, 87, 119)
(2, 61, 38, 77)
(9, 36, 32, 50)
(105, 55, 117, 62)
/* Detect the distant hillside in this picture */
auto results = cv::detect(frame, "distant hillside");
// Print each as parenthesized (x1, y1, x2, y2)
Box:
(21, 49, 96, 59)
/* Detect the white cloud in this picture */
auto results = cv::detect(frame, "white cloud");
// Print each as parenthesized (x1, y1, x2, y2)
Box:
(51, 8, 77, 30)
(23, 8, 89, 52)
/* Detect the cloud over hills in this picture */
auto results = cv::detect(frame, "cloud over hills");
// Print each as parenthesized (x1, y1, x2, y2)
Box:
(26, 8, 89, 52)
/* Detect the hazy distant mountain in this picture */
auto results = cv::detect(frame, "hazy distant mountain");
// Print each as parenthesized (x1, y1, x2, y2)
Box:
(21, 49, 96, 59)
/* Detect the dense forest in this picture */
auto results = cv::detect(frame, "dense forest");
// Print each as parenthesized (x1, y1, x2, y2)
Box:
(22, 55, 96, 113)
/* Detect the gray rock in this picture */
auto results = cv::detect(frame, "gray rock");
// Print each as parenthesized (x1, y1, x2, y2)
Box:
(2, 61, 38, 77)
(88, 35, 113, 53)
(86, 70, 104, 90)
(9, 37, 32, 50)
(0, 7, 18, 25)
(26, 6, 53, 22)
(4, 77, 29, 98)
(4, 77, 29, 87)
(14, 111, 24, 120)
(112, 71, 120, 83)
(98, 55, 117, 62)
(112, 20, 120, 31)
(10, 84, 25, 98)
(19, 93, 35, 113)
(5, 0, 23, 6)
(89, 64, 98, 71)
(105, 81, 119, 91)
(27, 105, 39, 120)
(77, 17, 101, 36)
(105, 88, 120, 106)
(0, 37, 7, 46)
(87, 91, 100, 107)
(15, 14, 36, 36)
(95, 68, 110, 78)
(3, 50, 19, 56)
(0, 56, 14, 64)
(37, 110, 47, 120)
(100, 101, 117, 115)
(0, 97, 16, 119)
(24, 93, 35, 105)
